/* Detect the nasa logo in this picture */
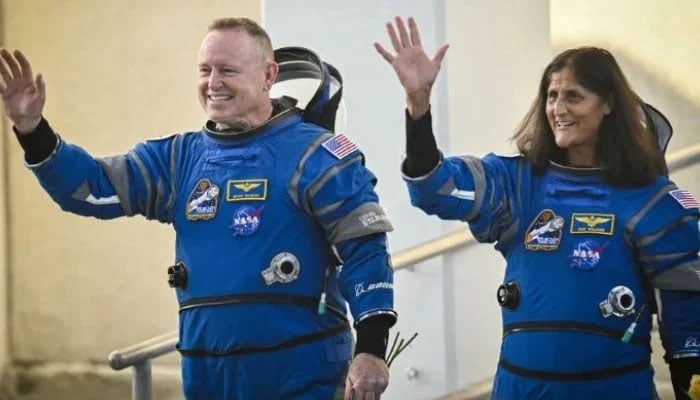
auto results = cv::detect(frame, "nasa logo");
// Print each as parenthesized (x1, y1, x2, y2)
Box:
(229, 205, 264, 236)
(524, 209, 565, 251)
(570, 240, 608, 270)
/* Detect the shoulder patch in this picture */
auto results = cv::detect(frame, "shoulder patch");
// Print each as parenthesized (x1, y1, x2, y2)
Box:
(321, 133, 358, 159)
(669, 189, 700, 210)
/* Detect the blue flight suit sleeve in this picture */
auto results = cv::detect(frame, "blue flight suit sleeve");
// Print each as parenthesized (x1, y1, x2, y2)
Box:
(25, 120, 178, 223)
(291, 133, 396, 325)
(403, 152, 522, 244)
(628, 181, 700, 360)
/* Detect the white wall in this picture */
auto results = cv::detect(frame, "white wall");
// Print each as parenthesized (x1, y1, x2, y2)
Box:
(264, 1, 551, 398)
(443, 0, 552, 391)
(265, 1, 452, 398)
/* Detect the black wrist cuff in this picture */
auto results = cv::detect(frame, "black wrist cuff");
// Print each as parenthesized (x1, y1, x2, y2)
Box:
(669, 356, 700, 400)
(354, 315, 393, 359)
(404, 108, 440, 177)
(14, 117, 59, 164)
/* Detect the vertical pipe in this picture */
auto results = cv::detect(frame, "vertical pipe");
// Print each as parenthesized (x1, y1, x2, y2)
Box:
(132, 360, 152, 400)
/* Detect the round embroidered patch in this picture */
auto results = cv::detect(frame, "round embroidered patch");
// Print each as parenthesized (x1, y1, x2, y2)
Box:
(229, 205, 264, 236)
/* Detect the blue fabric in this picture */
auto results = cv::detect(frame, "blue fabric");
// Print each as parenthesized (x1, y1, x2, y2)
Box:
(182, 332, 350, 400)
(30, 109, 394, 397)
(405, 154, 700, 398)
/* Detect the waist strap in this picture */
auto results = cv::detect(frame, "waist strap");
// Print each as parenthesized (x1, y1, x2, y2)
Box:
(180, 293, 320, 312)
(178, 322, 350, 358)
(177, 293, 349, 357)
(503, 321, 650, 347)
(499, 358, 650, 381)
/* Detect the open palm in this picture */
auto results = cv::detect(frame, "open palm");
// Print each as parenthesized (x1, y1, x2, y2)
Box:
(375, 17, 448, 96)
(0, 49, 45, 132)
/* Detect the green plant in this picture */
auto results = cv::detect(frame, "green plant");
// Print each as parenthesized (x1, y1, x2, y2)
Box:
(385, 331, 418, 368)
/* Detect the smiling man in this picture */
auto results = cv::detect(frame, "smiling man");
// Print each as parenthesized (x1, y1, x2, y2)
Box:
(0, 17, 396, 400)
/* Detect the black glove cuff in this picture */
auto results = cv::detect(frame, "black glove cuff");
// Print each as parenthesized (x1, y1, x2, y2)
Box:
(354, 314, 393, 359)
(14, 117, 59, 164)
(669, 356, 700, 400)
(404, 108, 440, 177)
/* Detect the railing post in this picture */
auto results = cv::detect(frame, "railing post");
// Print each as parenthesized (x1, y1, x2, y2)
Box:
(132, 360, 152, 400)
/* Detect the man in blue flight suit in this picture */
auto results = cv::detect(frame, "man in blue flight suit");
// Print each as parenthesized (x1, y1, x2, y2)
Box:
(0, 17, 396, 400)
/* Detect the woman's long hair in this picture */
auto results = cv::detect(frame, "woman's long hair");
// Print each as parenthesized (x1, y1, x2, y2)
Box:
(512, 47, 667, 186)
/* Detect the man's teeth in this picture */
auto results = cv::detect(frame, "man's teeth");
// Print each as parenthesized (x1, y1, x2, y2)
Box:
(209, 95, 232, 101)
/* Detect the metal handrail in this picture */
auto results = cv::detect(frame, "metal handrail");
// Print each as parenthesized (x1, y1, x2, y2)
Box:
(108, 331, 179, 371)
(107, 143, 700, 399)
(108, 331, 178, 400)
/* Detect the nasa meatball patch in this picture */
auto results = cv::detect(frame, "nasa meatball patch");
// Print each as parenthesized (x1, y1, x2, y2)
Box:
(186, 179, 220, 221)
(569, 240, 608, 270)
(229, 205, 264, 236)
(524, 209, 565, 251)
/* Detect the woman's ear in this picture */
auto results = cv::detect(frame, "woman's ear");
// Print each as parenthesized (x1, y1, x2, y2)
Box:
(604, 96, 614, 115)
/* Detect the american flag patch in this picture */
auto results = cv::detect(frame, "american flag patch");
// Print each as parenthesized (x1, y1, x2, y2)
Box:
(669, 189, 700, 209)
(321, 134, 358, 160)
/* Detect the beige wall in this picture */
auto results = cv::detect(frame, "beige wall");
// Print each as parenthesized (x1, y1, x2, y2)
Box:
(0, 0, 9, 372)
(549, 0, 700, 249)
(551, 0, 700, 107)
(3, 0, 260, 366)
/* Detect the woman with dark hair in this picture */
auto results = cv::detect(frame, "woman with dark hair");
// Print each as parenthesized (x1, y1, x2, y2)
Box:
(514, 47, 667, 186)
(376, 17, 700, 399)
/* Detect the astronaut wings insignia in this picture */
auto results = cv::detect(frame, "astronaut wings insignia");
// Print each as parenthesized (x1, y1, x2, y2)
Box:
(571, 213, 615, 235)
(575, 216, 611, 227)
(234, 182, 262, 192)
(227, 179, 268, 202)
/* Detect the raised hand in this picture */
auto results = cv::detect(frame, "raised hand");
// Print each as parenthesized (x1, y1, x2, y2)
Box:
(0, 49, 45, 133)
(374, 17, 448, 118)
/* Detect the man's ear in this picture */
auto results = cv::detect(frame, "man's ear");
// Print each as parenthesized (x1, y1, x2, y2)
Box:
(263, 61, 279, 92)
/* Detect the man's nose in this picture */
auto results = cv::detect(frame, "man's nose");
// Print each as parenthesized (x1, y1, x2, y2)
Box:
(208, 71, 222, 89)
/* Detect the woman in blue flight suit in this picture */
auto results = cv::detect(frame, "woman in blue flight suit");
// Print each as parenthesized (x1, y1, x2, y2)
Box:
(376, 16, 700, 400)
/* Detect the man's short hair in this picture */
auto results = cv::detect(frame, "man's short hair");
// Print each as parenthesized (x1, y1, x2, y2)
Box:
(208, 17, 273, 61)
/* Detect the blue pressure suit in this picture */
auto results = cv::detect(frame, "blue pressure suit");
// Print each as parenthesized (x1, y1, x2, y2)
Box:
(405, 153, 700, 400)
(25, 99, 396, 399)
